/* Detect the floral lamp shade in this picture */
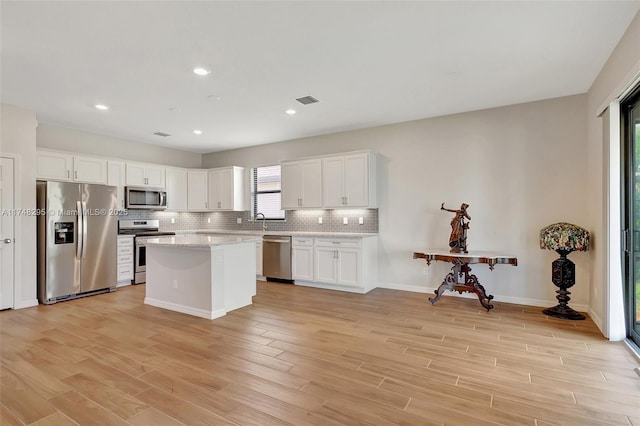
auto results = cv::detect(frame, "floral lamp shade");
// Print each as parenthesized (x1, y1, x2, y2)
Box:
(539, 222, 590, 253)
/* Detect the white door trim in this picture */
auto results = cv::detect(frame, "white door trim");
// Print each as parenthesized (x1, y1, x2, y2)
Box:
(0, 153, 22, 309)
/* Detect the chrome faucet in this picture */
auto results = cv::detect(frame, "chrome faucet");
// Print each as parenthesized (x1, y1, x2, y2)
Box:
(255, 212, 267, 231)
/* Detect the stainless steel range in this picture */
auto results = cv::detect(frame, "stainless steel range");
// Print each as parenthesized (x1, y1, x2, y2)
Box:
(118, 219, 175, 284)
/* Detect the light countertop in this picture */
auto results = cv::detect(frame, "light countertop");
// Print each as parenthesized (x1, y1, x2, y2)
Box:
(172, 229, 378, 238)
(146, 235, 261, 248)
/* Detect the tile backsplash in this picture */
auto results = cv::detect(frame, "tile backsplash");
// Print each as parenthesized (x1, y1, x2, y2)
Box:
(120, 209, 378, 233)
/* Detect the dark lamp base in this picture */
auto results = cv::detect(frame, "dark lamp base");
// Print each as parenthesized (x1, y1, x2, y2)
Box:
(542, 250, 586, 320)
(542, 305, 586, 321)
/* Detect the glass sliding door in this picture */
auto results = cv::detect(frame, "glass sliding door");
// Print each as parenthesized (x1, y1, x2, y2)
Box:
(623, 87, 640, 347)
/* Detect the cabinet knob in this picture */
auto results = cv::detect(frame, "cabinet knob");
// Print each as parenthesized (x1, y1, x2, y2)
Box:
(3, 238, 12, 244)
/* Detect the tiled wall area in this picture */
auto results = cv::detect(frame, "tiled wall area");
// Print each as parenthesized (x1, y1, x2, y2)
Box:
(120, 209, 378, 233)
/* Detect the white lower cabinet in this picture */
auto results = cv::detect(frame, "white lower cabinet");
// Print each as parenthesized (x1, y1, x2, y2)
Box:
(292, 238, 314, 281)
(117, 236, 134, 285)
(293, 236, 377, 293)
(314, 239, 361, 287)
(256, 241, 263, 277)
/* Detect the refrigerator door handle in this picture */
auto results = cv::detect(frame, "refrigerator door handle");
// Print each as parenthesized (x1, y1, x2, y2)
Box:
(81, 201, 88, 258)
(76, 201, 83, 259)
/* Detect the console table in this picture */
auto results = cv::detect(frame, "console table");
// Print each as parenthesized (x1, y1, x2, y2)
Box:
(413, 251, 518, 311)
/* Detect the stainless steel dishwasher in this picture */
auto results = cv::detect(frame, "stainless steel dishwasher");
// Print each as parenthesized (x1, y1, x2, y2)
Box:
(262, 235, 292, 282)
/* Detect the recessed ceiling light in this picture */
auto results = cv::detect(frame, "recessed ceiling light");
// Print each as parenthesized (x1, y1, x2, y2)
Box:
(193, 129, 203, 135)
(95, 104, 109, 110)
(285, 109, 297, 115)
(193, 67, 211, 76)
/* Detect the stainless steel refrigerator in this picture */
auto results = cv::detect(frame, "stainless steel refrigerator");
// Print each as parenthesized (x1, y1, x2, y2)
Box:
(37, 181, 117, 304)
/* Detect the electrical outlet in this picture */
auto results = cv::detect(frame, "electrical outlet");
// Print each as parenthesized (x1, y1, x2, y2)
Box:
(173, 279, 178, 289)
(207, 217, 211, 223)
(237, 217, 242, 224)
(318, 217, 323, 224)
(170, 217, 176, 224)
(343, 217, 348, 225)
(358, 217, 364, 225)
(423, 267, 430, 276)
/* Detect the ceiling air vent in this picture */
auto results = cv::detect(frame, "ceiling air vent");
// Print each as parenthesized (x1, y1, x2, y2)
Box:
(153, 131, 171, 137)
(295, 95, 319, 105)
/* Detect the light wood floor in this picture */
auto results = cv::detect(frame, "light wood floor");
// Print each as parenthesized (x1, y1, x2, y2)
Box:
(1, 282, 639, 426)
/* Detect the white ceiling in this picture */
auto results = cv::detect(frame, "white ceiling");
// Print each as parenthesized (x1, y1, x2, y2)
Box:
(2, 1, 639, 154)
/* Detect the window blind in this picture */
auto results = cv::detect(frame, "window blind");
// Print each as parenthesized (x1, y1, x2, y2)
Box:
(251, 165, 285, 220)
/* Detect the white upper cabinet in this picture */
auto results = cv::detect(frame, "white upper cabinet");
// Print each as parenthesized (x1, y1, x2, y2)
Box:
(322, 152, 376, 208)
(37, 150, 106, 184)
(281, 159, 322, 209)
(187, 170, 208, 211)
(208, 166, 245, 211)
(125, 162, 165, 188)
(37, 151, 73, 181)
(74, 155, 107, 184)
(165, 168, 188, 211)
(107, 160, 126, 210)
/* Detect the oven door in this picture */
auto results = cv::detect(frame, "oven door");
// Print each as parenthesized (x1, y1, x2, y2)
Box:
(134, 239, 147, 284)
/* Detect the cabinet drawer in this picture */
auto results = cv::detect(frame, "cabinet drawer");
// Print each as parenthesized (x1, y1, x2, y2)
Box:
(314, 239, 361, 248)
(117, 268, 133, 281)
(117, 237, 133, 247)
(292, 237, 313, 246)
(118, 254, 133, 264)
(117, 246, 133, 256)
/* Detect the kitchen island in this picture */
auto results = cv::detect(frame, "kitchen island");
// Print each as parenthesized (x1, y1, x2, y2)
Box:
(144, 235, 260, 319)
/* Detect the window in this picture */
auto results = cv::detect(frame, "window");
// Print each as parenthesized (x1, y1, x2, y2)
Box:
(251, 165, 285, 220)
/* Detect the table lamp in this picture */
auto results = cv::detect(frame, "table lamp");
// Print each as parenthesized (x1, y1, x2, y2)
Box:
(539, 222, 590, 320)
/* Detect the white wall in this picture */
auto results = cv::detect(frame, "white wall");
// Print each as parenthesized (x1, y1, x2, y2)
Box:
(0, 104, 38, 308)
(586, 11, 640, 337)
(204, 95, 590, 308)
(37, 123, 202, 168)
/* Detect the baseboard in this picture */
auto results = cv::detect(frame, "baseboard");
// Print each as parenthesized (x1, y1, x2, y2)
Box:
(294, 280, 368, 294)
(587, 307, 604, 333)
(144, 297, 226, 320)
(376, 282, 589, 312)
(14, 299, 38, 309)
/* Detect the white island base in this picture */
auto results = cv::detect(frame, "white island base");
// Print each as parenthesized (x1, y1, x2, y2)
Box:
(144, 236, 257, 319)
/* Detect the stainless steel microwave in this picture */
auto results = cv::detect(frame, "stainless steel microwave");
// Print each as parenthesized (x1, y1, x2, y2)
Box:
(125, 186, 167, 210)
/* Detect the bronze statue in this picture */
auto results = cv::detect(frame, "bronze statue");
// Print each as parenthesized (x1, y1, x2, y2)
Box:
(441, 202, 470, 253)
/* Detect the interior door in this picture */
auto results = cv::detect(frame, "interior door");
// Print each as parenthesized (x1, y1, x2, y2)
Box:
(80, 184, 117, 292)
(624, 88, 640, 347)
(0, 158, 15, 309)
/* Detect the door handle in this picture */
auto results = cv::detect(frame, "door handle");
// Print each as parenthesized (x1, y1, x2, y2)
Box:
(81, 201, 88, 259)
(76, 201, 83, 258)
(3, 238, 11, 244)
